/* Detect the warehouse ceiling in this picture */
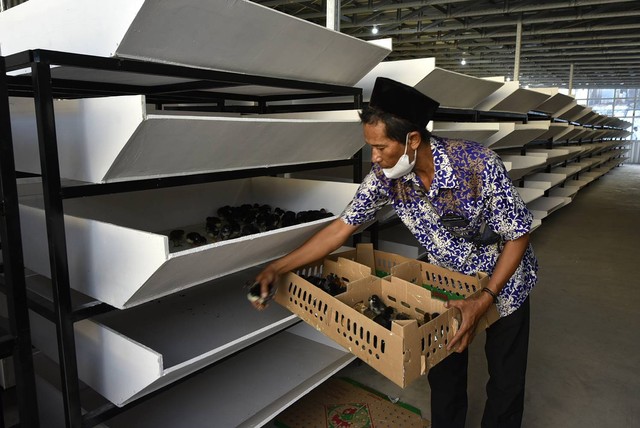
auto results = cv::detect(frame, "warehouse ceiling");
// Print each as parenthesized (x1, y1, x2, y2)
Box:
(252, 0, 640, 89)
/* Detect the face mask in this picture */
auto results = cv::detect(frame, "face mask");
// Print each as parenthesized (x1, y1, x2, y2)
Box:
(382, 134, 417, 179)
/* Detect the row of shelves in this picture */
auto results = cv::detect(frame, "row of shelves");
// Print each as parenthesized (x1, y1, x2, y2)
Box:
(0, 46, 370, 427)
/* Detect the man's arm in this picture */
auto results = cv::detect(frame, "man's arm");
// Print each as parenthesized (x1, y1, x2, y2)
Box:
(446, 232, 530, 352)
(253, 218, 360, 307)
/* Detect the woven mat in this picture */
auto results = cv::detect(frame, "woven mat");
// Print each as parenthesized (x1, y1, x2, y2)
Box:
(274, 377, 430, 428)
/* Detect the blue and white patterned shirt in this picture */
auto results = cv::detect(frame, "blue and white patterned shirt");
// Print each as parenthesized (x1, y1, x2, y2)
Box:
(341, 136, 538, 317)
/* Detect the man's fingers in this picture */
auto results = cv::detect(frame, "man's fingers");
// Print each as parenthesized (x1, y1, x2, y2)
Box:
(261, 282, 271, 298)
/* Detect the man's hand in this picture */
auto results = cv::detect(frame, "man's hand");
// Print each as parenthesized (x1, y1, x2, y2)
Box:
(445, 291, 494, 353)
(251, 265, 279, 310)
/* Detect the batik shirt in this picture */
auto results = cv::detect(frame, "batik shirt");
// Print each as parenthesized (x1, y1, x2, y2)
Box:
(341, 136, 538, 317)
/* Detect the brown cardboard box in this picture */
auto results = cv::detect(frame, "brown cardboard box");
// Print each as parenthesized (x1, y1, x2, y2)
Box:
(274, 251, 500, 388)
(390, 260, 500, 331)
(326, 243, 413, 278)
(277, 271, 461, 388)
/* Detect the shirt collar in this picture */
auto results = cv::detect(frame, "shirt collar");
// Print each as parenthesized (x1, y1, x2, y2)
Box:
(402, 136, 458, 198)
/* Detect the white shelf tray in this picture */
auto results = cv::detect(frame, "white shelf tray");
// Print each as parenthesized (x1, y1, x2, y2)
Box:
(33, 323, 354, 428)
(578, 111, 599, 125)
(571, 107, 593, 124)
(432, 122, 501, 142)
(559, 126, 587, 142)
(530, 88, 575, 116)
(534, 122, 571, 142)
(550, 164, 582, 177)
(24, 269, 301, 407)
(581, 170, 608, 180)
(530, 218, 543, 232)
(0, 0, 388, 86)
(413, 67, 504, 109)
(10, 96, 364, 183)
(515, 187, 545, 204)
(558, 104, 588, 122)
(523, 173, 567, 190)
(548, 186, 580, 199)
(575, 158, 600, 172)
(480, 122, 549, 150)
(19, 177, 359, 309)
(526, 147, 584, 166)
(348, 57, 437, 102)
(527, 196, 571, 218)
(500, 155, 546, 181)
(473, 81, 551, 114)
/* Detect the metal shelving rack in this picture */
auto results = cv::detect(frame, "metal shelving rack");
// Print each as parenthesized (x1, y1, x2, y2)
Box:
(0, 54, 40, 428)
(1, 49, 364, 427)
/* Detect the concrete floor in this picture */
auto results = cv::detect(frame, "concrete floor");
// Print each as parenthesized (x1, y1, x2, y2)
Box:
(333, 163, 640, 427)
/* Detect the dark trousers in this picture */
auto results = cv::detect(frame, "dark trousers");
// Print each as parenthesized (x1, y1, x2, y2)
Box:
(427, 297, 530, 428)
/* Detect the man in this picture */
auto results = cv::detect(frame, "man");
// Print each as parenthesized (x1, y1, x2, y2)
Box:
(255, 77, 538, 428)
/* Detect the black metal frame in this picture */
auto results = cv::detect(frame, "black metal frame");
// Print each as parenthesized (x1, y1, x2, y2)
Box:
(0, 55, 40, 428)
(1, 49, 364, 427)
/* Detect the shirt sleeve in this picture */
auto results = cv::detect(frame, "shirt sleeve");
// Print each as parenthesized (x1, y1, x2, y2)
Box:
(340, 168, 392, 226)
(484, 154, 533, 241)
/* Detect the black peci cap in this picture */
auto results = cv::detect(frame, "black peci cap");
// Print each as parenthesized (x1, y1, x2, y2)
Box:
(369, 77, 440, 129)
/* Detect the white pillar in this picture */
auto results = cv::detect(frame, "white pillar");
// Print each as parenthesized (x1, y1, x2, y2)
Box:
(326, 0, 340, 31)
(569, 63, 574, 95)
(513, 19, 522, 81)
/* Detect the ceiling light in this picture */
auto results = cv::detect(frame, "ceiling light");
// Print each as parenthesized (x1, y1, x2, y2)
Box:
(372, 26, 379, 34)
(460, 58, 466, 65)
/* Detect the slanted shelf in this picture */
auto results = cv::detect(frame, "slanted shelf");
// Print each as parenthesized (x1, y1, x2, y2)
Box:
(535, 122, 575, 142)
(500, 154, 547, 181)
(0, 0, 389, 86)
(473, 80, 551, 114)
(558, 104, 589, 122)
(19, 176, 359, 309)
(530, 88, 575, 116)
(480, 121, 549, 150)
(525, 147, 585, 166)
(432, 122, 501, 142)
(299, 59, 505, 109)
(515, 187, 545, 204)
(23, 269, 303, 407)
(32, 322, 355, 428)
(10, 96, 364, 183)
(522, 172, 567, 191)
(411, 67, 504, 109)
(527, 196, 572, 221)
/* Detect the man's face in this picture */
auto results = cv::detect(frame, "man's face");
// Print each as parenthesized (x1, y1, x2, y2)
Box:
(363, 122, 406, 169)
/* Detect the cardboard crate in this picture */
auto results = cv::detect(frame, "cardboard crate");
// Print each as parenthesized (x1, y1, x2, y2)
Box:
(327, 243, 413, 278)
(276, 270, 463, 388)
(391, 260, 500, 330)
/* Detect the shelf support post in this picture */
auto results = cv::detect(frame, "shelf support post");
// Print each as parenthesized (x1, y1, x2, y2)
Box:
(31, 58, 83, 428)
(0, 55, 40, 428)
